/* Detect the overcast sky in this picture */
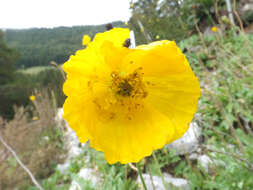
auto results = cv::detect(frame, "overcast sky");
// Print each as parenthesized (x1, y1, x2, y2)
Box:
(1, 0, 132, 29)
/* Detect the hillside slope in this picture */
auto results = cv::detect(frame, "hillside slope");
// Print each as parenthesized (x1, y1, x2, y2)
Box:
(5, 21, 125, 68)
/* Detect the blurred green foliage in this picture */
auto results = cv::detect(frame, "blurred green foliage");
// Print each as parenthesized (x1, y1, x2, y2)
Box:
(0, 67, 65, 119)
(129, 0, 226, 44)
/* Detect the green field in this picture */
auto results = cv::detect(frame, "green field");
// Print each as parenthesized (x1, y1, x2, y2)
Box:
(18, 66, 54, 75)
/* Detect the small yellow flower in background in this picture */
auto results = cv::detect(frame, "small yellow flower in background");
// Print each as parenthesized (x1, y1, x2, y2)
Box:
(32, 116, 38, 121)
(212, 26, 218, 33)
(29, 95, 36, 101)
(62, 28, 200, 164)
(124, 22, 128, 26)
(156, 35, 160, 40)
(130, 3, 134, 8)
(82, 35, 91, 46)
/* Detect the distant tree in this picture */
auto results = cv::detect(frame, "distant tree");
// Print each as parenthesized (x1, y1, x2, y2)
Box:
(129, 0, 189, 44)
(0, 30, 19, 85)
(128, 0, 226, 43)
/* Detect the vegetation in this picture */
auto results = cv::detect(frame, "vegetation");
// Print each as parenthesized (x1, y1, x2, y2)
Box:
(25, 29, 253, 190)
(0, 30, 19, 85)
(5, 21, 125, 68)
(0, 67, 65, 119)
(0, 92, 66, 189)
(1, 0, 253, 189)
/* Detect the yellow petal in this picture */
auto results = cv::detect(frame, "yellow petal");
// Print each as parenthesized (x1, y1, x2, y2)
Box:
(86, 102, 175, 164)
(146, 74, 200, 141)
(82, 35, 91, 46)
(136, 41, 192, 76)
(92, 28, 130, 49)
(29, 95, 36, 101)
(62, 28, 200, 164)
(212, 26, 218, 32)
(63, 96, 92, 143)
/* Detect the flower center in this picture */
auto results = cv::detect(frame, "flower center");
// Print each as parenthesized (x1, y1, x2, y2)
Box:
(90, 67, 148, 121)
(111, 67, 148, 99)
(117, 80, 133, 97)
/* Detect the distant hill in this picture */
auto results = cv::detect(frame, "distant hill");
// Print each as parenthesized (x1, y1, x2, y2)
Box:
(4, 21, 125, 68)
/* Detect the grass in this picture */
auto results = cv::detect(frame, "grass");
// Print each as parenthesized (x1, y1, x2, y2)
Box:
(0, 91, 66, 190)
(18, 66, 53, 75)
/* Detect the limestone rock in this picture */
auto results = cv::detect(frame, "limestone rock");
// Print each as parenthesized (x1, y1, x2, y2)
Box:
(69, 168, 100, 190)
(137, 173, 190, 190)
(166, 122, 201, 155)
(198, 155, 213, 172)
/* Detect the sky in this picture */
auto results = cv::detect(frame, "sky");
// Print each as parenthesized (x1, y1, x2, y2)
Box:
(1, 0, 132, 29)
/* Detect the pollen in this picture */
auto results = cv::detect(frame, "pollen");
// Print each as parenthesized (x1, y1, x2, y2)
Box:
(111, 67, 148, 99)
(117, 80, 133, 96)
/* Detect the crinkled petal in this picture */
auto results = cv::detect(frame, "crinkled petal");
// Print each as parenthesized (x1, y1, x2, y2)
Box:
(62, 30, 200, 164)
(92, 28, 130, 49)
(146, 74, 200, 141)
(83, 102, 175, 164)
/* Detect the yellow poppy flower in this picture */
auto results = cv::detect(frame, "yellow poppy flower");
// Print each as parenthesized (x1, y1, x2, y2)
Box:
(62, 28, 200, 164)
(82, 35, 91, 46)
(212, 26, 218, 32)
(29, 95, 36, 101)
(32, 116, 38, 121)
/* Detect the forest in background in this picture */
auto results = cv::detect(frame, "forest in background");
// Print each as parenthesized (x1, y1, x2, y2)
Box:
(4, 21, 125, 68)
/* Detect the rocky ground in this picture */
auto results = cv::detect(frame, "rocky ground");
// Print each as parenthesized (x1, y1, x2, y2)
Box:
(55, 108, 217, 190)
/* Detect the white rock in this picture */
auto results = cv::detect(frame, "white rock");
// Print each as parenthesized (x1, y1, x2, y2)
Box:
(69, 181, 82, 190)
(55, 108, 64, 121)
(57, 162, 71, 174)
(56, 108, 89, 172)
(43, 136, 49, 141)
(69, 168, 100, 190)
(138, 173, 190, 190)
(166, 122, 201, 155)
(188, 153, 198, 160)
(242, 4, 253, 12)
(198, 155, 213, 172)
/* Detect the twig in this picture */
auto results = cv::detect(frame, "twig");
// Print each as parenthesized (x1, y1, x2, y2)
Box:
(137, 164, 148, 190)
(0, 134, 44, 190)
(232, 0, 244, 32)
(137, 20, 152, 42)
(225, 0, 235, 25)
(147, 166, 156, 190)
(232, 0, 253, 60)
(128, 163, 138, 172)
(203, 145, 253, 172)
(50, 61, 66, 80)
(152, 153, 170, 190)
(193, 5, 209, 57)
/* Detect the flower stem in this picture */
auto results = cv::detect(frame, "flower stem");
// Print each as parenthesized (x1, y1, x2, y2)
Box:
(137, 163, 148, 190)
(152, 152, 169, 190)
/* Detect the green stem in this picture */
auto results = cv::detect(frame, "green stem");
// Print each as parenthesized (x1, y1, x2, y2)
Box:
(152, 152, 169, 190)
(137, 164, 148, 190)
